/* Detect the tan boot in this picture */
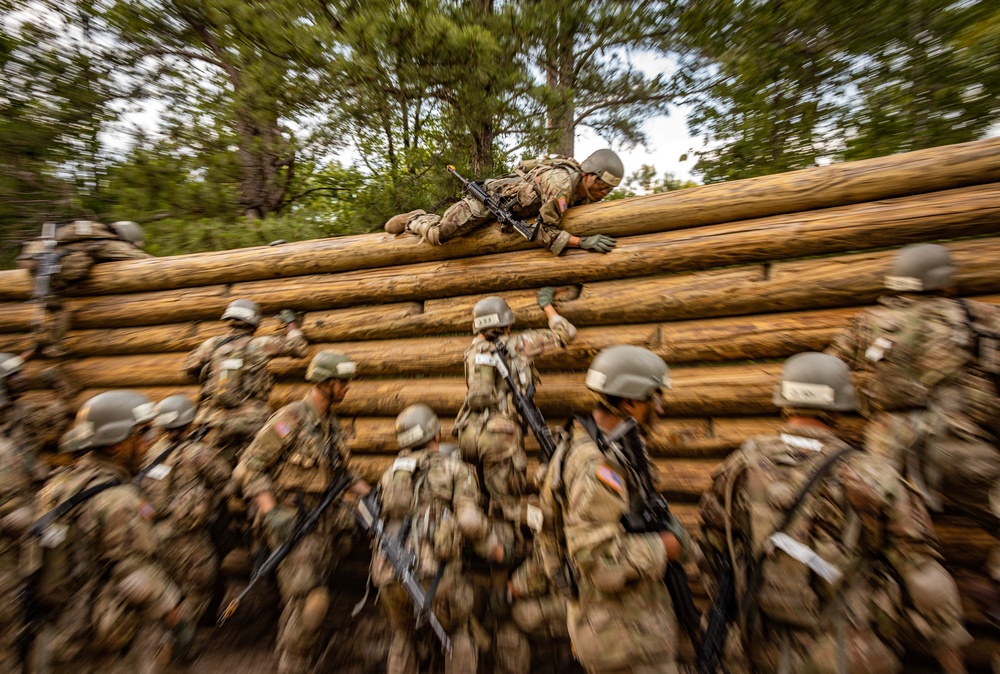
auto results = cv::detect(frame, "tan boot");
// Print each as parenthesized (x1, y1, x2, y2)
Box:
(407, 215, 442, 245)
(384, 209, 425, 234)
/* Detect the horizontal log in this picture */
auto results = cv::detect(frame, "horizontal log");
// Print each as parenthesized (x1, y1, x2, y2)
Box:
(58, 183, 1000, 328)
(3, 136, 998, 299)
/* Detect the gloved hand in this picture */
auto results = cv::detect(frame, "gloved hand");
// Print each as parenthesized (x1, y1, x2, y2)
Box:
(579, 234, 616, 253)
(171, 618, 197, 663)
(277, 309, 300, 325)
(263, 507, 297, 549)
(536, 287, 556, 309)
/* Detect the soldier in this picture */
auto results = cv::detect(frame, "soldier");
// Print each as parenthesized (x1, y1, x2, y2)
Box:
(135, 394, 232, 626)
(826, 243, 1000, 628)
(17, 220, 152, 357)
(0, 352, 75, 476)
(535, 345, 692, 674)
(384, 150, 623, 255)
(28, 390, 192, 673)
(452, 289, 576, 674)
(699, 352, 969, 674)
(183, 298, 309, 464)
(234, 349, 372, 674)
(372, 404, 508, 674)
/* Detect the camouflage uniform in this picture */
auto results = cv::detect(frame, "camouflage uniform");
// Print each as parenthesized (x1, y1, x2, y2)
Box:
(700, 425, 970, 674)
(136, 434, 231, 625)
(237, 394, 357, 674)
(183, 325, 308, 464)
(17, 221, 151, 356)
(394, 157, 601, 255)
(827, 295, 1000, 582)
(0, 368, 79, 460)
(374, 446, 506, 674)
(0, 434, 35, 673)
(28, 453, 182, 674)
(541, 419, 693, 674)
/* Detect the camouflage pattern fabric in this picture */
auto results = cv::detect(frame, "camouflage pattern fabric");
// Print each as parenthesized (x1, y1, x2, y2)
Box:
(699, 425, 970, 674)
(374, 447, 505, 674)
(29, 453, 181, 674)
(237, 396, 356, 674)
(548, 422, 691, 674)
(136, 435, 231, 624)
(184, 327, 308, 464)
(397, 156, 598, 254)
(0, 434, 35, 673)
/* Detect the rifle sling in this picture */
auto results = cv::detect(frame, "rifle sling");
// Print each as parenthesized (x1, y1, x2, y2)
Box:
(738, 444, 858, 628)
(28, 479, 122, 538)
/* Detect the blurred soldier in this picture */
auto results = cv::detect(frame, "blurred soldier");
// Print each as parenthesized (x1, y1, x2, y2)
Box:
(0, 355, 81, 463)
(452, 288, 576, 674)
(699, 352, 970, 674)
(373, 404, 508, 674)
(17, 220, 152, 357)
(27, 390, 192, 674)
(535, 345, 692, 674)
(235, 350, 371, 674)
(384, 150, 623, 255)
(183, 298, 309, 464)
(135, 394, 231, 626)
(826, 243, 1000, 627)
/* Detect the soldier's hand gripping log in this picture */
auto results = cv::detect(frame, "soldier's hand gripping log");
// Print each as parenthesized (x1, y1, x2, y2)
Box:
(484, 334, 559, 463)
(354, 495, 454, 655)
(218, 470, 353, 624)
(447, 165, 540, 242)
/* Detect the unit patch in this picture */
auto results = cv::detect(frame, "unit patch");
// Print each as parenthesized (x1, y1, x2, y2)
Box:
(595, 464, 625, 497)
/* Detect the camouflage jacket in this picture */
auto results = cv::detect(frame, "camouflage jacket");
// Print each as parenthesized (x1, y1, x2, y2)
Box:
(545, 418, 693, 671)
(0, 434, 34, 590)
(700, 425, 969, 661)
(31, 453, 181, 623)
(136, 434, 231, 538)
(238, 394, 354, 504)
(455, 314, 577, 432)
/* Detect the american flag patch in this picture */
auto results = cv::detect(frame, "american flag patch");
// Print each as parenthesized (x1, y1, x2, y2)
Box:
(595, 464, 625, 497)
(557, 195, 568, 213)
(274, 420, 291, 438)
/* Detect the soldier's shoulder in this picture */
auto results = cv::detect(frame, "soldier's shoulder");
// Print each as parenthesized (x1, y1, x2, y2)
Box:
(262, 402, 308, 438)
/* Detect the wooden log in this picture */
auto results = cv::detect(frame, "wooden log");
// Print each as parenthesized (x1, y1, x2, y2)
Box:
(58, 183, 1000, 328)
(2, 136, 997, 300)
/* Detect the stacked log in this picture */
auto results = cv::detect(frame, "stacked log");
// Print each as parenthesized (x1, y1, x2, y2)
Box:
(4, 136, 1000, 667)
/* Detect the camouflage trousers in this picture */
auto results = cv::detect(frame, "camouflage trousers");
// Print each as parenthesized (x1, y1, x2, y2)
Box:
(467, 565, 531, 674)
(735, 623, 901, 674)
(457, 414, 528, 520)
(378, 565, 478, 674)
(32, 302, 72, 358)
(154, 529, 218, 625)
(0, 566, 23, 674)
(271, 500, 353, 674)
(197, 400, 273, 465)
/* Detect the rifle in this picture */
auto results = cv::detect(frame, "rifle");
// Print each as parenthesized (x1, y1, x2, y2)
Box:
(592, 417, 707, 669)
(446, 165, 540, 242)
(698, 558, 736, 674)
(30, 222, 62, 331)
(219, 470, 353, 624)
(484, 334, 559, 463)
(354, 494, 453, 655)
(133, 426, 211, 486)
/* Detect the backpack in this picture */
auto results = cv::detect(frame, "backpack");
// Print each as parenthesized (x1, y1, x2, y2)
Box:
(202, 335, 273, 408)
(461, 337, 537, 416)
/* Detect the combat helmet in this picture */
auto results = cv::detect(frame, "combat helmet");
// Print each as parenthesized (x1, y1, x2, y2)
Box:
(153, 394, 197, 430)
(109, 221, 145, 247)
(60, 390, 155, 453)
(222, 299, 262, 328)
(472, 296, 515, 333)
(579, 149, 624, 187)
(395, 404, 441, 449)
(585, 345, 670, 400)
(885, 244, 955, 293)
(772, 352, 855, 412)
(306, 350, 357, 383)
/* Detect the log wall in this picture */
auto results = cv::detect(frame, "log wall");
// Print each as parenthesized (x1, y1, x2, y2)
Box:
(4, 136, 999, 666)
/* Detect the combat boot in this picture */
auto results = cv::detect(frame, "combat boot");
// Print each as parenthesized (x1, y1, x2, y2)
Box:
(406, 215, 442, 245)
(384, 209, 425, 235)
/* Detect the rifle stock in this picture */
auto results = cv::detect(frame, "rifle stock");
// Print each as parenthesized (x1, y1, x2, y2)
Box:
(446, 165, 540, 242)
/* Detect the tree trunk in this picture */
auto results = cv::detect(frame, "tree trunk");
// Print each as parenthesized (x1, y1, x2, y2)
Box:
(545, 9, 576, 156)
(235, 110, 292, 218)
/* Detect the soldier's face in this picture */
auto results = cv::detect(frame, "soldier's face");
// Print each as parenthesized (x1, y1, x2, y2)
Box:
(324, 379, 350, 407)
(583, 174, 614, 201)
(621, 391, 663, 428)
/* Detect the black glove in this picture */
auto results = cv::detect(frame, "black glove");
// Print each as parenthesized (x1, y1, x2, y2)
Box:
(579, 234, 616, 253)
(171, 618, 197, 662)
(263, 507, 296, 549)
(277, 309, 300, 325)
(536, 287, 556, 309)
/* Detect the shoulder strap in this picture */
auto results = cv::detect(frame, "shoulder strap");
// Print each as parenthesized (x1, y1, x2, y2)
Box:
(739, 444, 858, 625)
(28, 478, 122, 538)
